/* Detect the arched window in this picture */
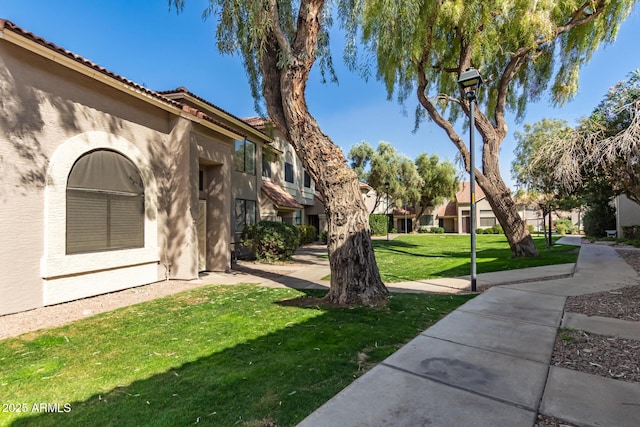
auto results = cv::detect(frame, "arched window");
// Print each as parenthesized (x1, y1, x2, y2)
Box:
(66, 149, 144, 254)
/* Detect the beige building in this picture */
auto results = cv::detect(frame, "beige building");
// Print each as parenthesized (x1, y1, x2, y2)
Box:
(243, 117, 327, 233)
(0, 20, 273, 315)
(616, 195, 640, 237)
(435, 182, 497, 233)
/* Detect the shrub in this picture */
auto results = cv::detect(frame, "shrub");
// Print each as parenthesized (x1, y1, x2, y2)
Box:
(492, 224, 504, 234)
(429, 227, 445, 234)
(527, 224, 535, 233)
(418, 226, 430, 233)
(390, 228, 398, 233)
(476, 228, 485, 235)
(583, 201, 616, 238)
(319, 230, 328, 244)
(369, 214, 389, 236)
(242, 221, 301, 262)
(622, 225, 640, 239)
(297, 224, 318, 245)
(554, 218, 576, 235)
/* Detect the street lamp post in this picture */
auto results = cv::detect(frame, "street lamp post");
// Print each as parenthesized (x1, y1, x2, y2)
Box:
(457, 67, 483, 293)
(385, 181, 390, 241)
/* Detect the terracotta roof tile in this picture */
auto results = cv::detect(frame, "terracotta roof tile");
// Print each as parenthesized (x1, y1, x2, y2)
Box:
(160, 88, 266, 137)
(392, 206, 415, 216)
(242, 116, 268, 130)
(0, 19, 182, 110)
(455, 181, 485, 204)
(437, 201, 457, 217)
(0, 19, 243, 138)
(261, 181, 303, 210)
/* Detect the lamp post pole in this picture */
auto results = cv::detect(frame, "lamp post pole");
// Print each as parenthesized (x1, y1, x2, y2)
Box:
(385, 181, 390, 241)
(457, 67, 483, 293)
(468, 90, 477, 292)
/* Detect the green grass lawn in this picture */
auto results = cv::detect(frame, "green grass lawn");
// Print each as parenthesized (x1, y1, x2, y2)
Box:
(0, 285, 473, 427)
(371, 234, 579, 283)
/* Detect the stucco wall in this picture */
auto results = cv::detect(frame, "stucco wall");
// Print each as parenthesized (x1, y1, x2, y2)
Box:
(194, 129, 233, 271)
(617, 195, 640, 236)
(0, 40, 173, 314)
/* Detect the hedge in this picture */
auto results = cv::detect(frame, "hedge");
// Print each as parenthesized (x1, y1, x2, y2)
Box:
(242, 221, 301, 262)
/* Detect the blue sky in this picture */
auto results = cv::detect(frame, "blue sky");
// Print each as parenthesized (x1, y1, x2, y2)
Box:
(3, 1, 639, 188)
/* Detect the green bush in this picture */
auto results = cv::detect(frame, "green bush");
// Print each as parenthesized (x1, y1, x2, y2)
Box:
(583, 201, 616, 237)
(418, 226, 430, 233)
(429, 227, 445, 234)
(622, 225, 640, 239)
(476, 228, 486, 235)
(554, 218, 576, 235)
(390, 228, 398, 233)
(369, 214, 389, 236)
(527, 224, 535, 234)
(297, 224, 318, 245)
(242, 221, 301, 262)
(492, 224, 504, 234)
(319, 230, 328, 244)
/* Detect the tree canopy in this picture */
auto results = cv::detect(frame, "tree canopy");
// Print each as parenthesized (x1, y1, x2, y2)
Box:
(512, 118, 572, 193)
(338, 0, 636, 257)
(531, 70, 640, 205)
(346, 0, 636, 122)
(348, 141, 458, 228)
(348, 141, 421, 213)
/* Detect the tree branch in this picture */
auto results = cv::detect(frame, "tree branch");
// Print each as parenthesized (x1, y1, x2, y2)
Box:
(494, 0, 608, 139)
(416, 56, 470, 168)
(267, 0, 293, 60)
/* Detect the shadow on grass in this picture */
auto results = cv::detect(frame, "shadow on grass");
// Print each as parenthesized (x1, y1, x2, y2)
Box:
(9, 290, 472, 427)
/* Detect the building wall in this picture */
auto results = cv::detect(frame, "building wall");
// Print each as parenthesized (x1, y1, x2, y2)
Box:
(194, 130, 233, 272)
(0, 40, 173, 314)
(616, 195, 640, 236)
(0, 35, 249, 314)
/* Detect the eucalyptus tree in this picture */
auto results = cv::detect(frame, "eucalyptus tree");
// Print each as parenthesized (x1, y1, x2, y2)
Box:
(343, 0, 637, 257)
(348, 141, 421, 213)
(535, 70, 640, 205)
(512, 119, 573, 246)
(413, 154, 458, 230)
(171, 0, 388, 305)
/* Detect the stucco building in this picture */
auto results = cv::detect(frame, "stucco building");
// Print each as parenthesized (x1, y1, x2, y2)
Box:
(0, 19, 287, 315)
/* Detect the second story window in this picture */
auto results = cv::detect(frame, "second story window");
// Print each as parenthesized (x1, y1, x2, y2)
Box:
(284, 152, 294, 183)
(235, 140, 256, 175)
(262, 157, 272, 179)
(304, 171, 311, 188)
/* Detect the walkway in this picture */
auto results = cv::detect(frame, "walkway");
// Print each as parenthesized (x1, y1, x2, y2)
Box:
(298, 237, 640, 427)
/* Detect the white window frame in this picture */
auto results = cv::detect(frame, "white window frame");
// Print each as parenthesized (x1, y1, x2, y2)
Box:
(42, 131, 159, 279)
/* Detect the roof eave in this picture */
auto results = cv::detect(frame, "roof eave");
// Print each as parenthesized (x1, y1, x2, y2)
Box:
(0, 20, 243, 140)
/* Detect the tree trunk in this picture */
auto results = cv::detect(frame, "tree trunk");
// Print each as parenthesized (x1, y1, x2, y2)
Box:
(548, 210, 553, 247)
(256, 3, 388, 306)
(282, 111, 388, 306)
(475, 173, 539, 257)
(278, 109, 388, 305)
(542, 208, 549, 248)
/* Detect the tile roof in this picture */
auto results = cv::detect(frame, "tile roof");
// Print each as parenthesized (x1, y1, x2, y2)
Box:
(261, 181, 303, 210)
(242, 116, 268, 130)
(392, 206, 415, 216)
(0, 19, 181, 110)
(161, 88, 267, 138)
(437, 201, 458, 217)
(0, 19, 246, 138)
(455, 181, 486, 204)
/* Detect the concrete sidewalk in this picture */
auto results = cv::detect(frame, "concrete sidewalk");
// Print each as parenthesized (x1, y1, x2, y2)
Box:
(298, 237, 640, 427)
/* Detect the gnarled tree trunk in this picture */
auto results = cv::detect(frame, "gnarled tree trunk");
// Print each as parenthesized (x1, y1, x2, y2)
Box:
(475, 173, 538, 257)
(258, 0, 387, 305)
